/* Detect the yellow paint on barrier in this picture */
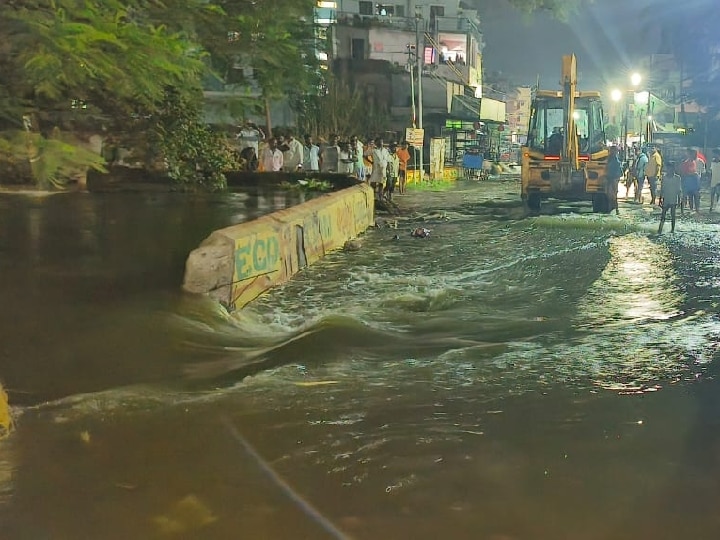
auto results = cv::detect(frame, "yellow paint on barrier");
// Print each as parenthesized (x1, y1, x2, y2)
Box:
(443, 166, 460, 181)
(233, 229, 282, 282)
(407, 167, 459, 184)
(406, 169, 422, 185)
(0, 383, 13, 439)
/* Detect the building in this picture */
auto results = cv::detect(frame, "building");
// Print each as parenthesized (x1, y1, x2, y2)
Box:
(326, 0, 505, 165)
(506, 86, 531, 145)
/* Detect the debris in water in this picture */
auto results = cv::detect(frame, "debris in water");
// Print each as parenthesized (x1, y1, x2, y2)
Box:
(343, 239, 362, 251)
(80, 431, 91, 444)
(294, 381, 340, 387)
(411, 227, 431, 238)
(153, 494, 217, 535)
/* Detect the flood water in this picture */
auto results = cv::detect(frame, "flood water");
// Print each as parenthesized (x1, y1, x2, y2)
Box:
(2, 179, 720, 539)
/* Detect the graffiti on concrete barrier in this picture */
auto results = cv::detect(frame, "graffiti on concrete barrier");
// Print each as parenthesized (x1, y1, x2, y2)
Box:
(235, 232, 281, 281)
(318, 212, 333, 239)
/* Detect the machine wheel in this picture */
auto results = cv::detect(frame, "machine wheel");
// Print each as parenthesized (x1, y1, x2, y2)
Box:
(527, 193, 541, 212)
(592, 194, 610, 213)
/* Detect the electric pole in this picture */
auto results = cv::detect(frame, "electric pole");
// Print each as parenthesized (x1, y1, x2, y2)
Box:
(415, 6, 423, 129)
(407, 44, 416, 128)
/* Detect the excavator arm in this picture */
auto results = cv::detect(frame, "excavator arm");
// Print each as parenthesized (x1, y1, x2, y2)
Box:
(561, 54, 579, 172)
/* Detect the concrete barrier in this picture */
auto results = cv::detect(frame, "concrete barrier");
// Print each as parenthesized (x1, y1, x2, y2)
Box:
(183, 183, 375, 309)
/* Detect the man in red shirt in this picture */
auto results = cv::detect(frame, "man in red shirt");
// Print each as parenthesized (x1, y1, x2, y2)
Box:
(680, 148, 700, 212)
(396, 141, 411, 194)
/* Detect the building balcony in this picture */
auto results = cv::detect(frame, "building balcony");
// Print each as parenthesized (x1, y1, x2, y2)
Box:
(333, 10, 482, 41)
(335, 11, 416, 32)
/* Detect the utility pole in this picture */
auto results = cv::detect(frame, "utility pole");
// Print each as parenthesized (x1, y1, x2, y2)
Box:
(415, 6, 423, 129)
(414, 5, 424, 178)
(407, 44, 416, 128)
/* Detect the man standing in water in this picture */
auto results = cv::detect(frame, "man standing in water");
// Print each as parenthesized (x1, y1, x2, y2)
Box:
(606, 146, 623, 215)
(680, 148, 700, 212)
(397, 141, 411, 194)
(658, 161, 682, 233)
(645, 146, 662, 205)
(368, 138, 391, 202)
(634, 147, 649, 203)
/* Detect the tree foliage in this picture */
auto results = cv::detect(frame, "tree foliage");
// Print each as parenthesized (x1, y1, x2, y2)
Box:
(0, 0, 210, 185)
(198, 0, 320, 118)
(150, 89, 238, 191)
(0, 0, 317, 187)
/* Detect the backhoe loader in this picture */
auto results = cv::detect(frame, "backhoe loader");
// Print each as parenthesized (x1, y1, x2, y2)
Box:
(521, 55, 612, 212)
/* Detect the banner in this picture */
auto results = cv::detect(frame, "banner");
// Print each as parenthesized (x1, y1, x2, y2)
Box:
(430, 137, 445, 180)
(405, 128, 424, 147)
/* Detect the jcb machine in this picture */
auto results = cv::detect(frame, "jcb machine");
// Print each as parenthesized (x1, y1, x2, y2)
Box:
(521, 55, 611, 212)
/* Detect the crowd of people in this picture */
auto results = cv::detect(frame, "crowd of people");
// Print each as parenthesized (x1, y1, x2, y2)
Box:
(234, 121, 413, 202)
(609, 143, 720, 233)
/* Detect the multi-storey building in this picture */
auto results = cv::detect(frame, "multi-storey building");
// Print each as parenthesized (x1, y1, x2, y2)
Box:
(505, 86, 531, 145)
(326, 0, 505, 164)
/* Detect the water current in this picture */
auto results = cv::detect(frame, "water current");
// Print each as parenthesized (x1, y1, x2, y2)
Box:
(1, 179, 720, 539)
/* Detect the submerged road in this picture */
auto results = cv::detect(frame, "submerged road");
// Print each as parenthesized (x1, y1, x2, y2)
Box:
(2, 177, 720, 539)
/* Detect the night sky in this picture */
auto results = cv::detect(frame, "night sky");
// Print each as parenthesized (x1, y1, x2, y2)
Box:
(475, 0, 714, 91)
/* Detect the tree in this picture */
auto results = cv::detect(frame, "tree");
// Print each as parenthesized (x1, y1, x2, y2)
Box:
(294, 75, 391, 138)
(0, 0, 239, 187)
(196, 0, 320, 133)
(149, 88, 238, 190)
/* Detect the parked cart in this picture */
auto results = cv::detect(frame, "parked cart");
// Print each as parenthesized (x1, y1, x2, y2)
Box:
(462, 147, 488, 180)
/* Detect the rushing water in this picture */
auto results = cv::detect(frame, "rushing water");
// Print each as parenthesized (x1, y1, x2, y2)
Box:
(2, 179, 720, 539)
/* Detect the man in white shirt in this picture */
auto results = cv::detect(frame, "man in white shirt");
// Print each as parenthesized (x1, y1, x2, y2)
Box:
(302, 135, 320, 172)
(369, 138, 391, 201)
(236, 120, 265, 155)
(261, 138, 283, 172)
(320, 134, 340, 173)
(350, 135, 365, 181)
(338, 141, 354, 174)
(282, 131, 304, 172)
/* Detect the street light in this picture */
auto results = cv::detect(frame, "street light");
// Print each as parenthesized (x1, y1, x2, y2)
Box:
(631, 72, 642, 87)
